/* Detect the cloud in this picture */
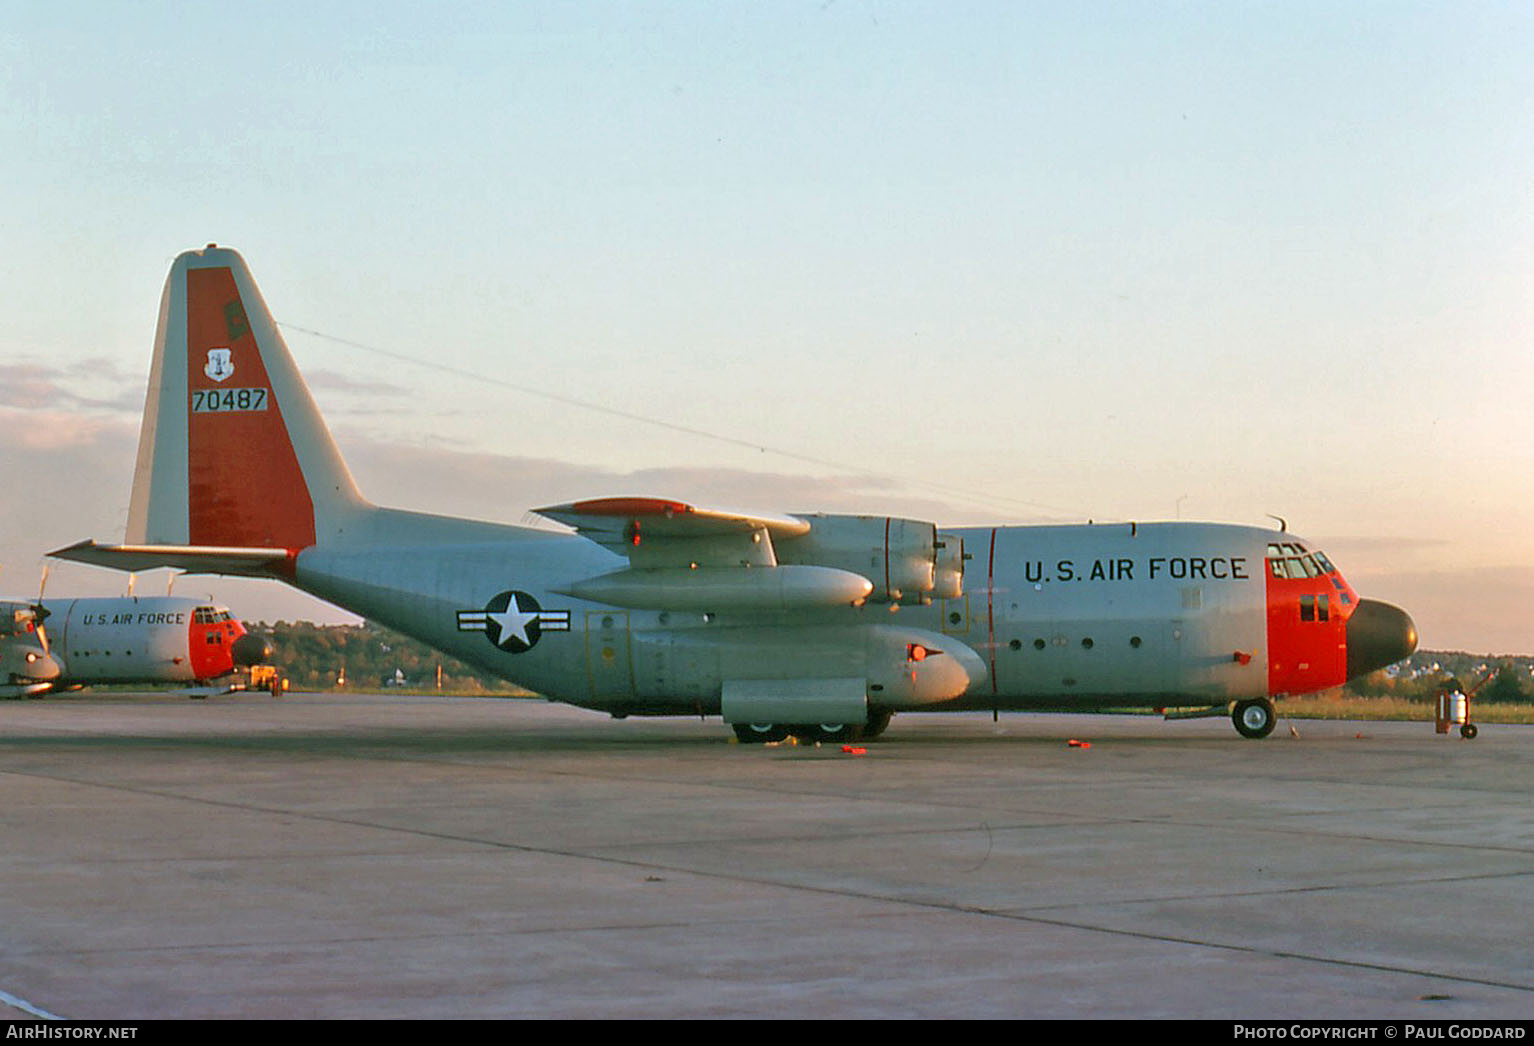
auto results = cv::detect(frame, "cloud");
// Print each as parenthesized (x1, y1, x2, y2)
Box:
(0, 407, 135, 450)
(302, 368, 409, 397)
(0, 363, 67, 407)
(0, 359, 144, 414)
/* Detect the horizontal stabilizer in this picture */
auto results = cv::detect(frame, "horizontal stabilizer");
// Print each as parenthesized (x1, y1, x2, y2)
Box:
(49, 541, 293, 578)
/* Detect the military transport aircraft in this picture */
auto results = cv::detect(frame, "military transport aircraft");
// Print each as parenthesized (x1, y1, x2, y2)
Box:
(1, 593, 270, 698)
(52, 245, 1417, 739)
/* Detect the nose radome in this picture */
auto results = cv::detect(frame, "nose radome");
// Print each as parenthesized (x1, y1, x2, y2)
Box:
(1346, 599, 1418, 679)
(233, 632, 272, 667)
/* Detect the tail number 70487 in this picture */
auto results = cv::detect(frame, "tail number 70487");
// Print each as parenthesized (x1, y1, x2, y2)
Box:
(192, 388, 268, 413)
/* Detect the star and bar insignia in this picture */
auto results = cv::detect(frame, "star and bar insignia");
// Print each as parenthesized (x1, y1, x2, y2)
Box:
(456, 590, 570, 653)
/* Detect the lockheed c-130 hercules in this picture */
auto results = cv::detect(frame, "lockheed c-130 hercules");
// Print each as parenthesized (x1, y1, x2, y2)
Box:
(1, 592, 270, 698)
(53, 245, 1418, 740)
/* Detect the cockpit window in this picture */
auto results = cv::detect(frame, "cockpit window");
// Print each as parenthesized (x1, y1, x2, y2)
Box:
(1268, 543, 1342, 581)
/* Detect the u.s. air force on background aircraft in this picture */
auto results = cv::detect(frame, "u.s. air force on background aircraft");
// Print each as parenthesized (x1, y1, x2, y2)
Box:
(53, 245, 1418, 740)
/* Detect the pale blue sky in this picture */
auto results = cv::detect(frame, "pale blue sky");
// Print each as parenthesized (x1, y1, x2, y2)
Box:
(2, 2, 1531, 650)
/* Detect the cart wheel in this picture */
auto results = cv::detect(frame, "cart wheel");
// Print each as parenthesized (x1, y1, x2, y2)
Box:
(1460, 723, 1478, 740)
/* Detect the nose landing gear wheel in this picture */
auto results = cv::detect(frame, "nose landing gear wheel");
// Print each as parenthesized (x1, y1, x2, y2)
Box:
(1232, 698, 1277, 739)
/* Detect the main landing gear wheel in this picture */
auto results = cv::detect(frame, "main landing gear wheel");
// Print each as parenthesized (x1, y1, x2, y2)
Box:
(862, 710, 892, 741)
(732, 723, 789, 744)
(790, 723, 861, 744)
(1232, 698, 1277, 740)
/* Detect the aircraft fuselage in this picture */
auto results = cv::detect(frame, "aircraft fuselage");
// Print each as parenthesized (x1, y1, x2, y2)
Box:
(285, 512, 1385, 718)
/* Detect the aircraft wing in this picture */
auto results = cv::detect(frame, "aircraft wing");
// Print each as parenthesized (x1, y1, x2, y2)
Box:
(533, 497, 810, 568)
(531, 497, 877, 609)
(49, 541, 293, 577)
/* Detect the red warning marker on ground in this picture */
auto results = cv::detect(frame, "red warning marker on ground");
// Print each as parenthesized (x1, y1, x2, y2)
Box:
(841, 745, 867, 756)
(1067, 739, 1091, 749)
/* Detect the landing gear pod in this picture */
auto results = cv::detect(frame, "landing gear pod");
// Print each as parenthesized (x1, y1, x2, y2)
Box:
(722, 677, 867, 728)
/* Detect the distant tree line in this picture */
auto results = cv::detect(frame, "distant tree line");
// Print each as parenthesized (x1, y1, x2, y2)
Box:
(252, 620, 527, 694)
(1346, 651, 1533, 704)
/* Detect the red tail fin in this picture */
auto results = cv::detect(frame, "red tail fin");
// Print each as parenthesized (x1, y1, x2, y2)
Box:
(184, 264, 316, 547)
(127, 246, 365, 550)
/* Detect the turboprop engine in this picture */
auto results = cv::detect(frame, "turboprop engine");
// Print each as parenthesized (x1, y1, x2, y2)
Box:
(1, 602, 62, 688)
(776, 514, 966, 604)
(0, 639, 61, 685)
(542, 502, 965, 611)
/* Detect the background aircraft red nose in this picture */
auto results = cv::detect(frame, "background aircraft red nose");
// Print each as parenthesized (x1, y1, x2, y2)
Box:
(1346, 599, 1418, 679)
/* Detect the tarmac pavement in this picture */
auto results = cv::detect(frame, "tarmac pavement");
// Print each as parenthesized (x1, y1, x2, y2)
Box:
(0, 692, 1529, 1019)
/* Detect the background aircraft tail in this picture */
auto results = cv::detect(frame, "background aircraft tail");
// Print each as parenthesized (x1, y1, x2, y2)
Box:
(126, 245, 368, 552)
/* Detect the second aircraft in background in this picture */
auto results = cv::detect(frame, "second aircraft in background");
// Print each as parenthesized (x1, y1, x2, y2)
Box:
(1, 593, 270, 698)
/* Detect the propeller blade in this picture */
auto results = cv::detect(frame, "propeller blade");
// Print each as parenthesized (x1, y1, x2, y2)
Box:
(31, 565, 51, 655)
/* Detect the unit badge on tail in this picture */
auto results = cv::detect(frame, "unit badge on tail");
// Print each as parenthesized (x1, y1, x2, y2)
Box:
(457, 590, 570, 653)
(204, 348, 234, 382)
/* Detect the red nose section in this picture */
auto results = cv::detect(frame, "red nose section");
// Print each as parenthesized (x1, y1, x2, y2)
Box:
(187, 617, 252, 680)
(1264, 543, 1417, 695)
(1266, 574, 1348, 695)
